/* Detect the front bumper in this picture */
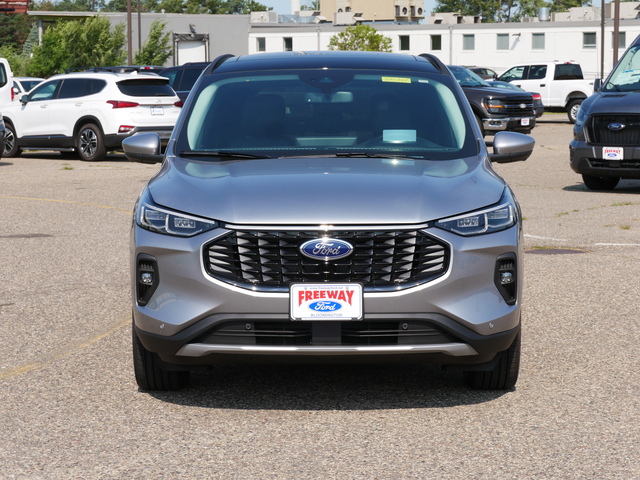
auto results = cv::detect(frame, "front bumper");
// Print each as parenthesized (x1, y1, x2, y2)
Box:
(483, 116, 535, 132)
(570, 140, 640, 178)
(131, 223, 523, 368)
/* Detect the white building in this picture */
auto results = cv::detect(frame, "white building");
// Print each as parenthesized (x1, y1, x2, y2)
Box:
(249, 16, 640, 79)
(28, 2, 640, 78)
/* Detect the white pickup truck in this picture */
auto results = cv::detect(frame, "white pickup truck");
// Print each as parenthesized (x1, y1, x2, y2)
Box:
(498, 62, 594, 123)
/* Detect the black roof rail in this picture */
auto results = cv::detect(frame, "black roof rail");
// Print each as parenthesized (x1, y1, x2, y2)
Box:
(418, 53, 447, 74)
(203, 54, 235, 75)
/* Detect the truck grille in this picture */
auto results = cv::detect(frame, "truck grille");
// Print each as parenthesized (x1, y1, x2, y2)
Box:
(204, 229, 449, 292)
(588, 115, 640, 145)
(503, 97, 535, 116)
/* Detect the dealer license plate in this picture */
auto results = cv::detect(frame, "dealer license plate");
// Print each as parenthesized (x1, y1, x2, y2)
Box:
(290, 283, 363, 321)
(520, 118, 530, 126)
(151, 106, 164, 116)
(603, 147, 623, 160)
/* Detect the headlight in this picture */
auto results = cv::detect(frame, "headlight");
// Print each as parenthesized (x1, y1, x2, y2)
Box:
(435, 189, 517, 236)
(484, 98, 504, 114)
(135, 189, 217, 237)
(574, 105, 588, 126)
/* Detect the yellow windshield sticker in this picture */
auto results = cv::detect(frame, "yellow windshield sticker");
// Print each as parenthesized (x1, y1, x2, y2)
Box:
(382, 77, 411, 84)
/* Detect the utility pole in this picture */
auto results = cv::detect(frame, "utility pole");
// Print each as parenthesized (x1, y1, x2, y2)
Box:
(600, 0, 604, 79)
(613, 0, 620, 65)
(127, 0, 133, 64)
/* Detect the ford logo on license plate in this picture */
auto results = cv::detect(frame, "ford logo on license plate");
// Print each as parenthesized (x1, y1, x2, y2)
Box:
(300, 238, 353, 261)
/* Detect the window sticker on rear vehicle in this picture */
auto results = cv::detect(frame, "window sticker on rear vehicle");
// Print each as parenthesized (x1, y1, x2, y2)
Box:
(381, 77, 411, 84)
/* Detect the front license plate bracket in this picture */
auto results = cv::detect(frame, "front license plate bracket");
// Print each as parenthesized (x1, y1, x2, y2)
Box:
(290, 283, 363, 321)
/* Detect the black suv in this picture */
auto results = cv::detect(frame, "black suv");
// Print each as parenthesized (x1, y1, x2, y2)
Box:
(570, 34, 640, 190)
(159, 62, 209, 102)
(449, 65, 536, 137)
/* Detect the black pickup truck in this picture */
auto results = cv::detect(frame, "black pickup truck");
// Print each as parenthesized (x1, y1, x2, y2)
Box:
(449, 65, 536, 137)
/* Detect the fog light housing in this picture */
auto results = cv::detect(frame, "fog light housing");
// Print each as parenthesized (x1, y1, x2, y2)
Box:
(136, 254, 159, 306)
(495, 253, 517, 305)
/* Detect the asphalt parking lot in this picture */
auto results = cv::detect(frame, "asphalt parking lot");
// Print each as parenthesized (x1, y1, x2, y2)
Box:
(1, 113, 638, 479)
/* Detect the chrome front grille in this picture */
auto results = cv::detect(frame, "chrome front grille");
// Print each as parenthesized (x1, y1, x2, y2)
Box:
(204, 229, 449, 292)
(588, 115, 640, 145)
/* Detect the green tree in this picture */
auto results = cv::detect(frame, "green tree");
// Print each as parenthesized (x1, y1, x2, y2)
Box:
(433, 0, 589, 22)
(301, 0, 320, 10)
(328, 24, 392, 52)
(136, 0, 268, 13)
(133, 19, 171, 65)
(0, 14, 33, 50)
(27, 16, 126, 77)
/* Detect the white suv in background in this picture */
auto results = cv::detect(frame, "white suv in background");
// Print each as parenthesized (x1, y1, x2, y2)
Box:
(2, 72, 181, 161)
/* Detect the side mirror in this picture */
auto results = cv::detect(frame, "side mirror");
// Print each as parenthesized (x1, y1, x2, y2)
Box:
(593, 78, 602, 92)
(20, 94, 30, 105)
(122, 133, 164, 164)
(489, 131, 535, 164)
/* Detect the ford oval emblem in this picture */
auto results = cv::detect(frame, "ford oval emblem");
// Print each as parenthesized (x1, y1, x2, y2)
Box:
(309, 301, 342, 312)
(300, 238, 353, 261)
(608, 123, 625, 131)
(519, 103, 527, 109)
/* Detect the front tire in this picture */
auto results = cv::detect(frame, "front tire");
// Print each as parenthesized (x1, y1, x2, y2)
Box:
(567, 99, 583, 124)
(4, 122, 22, 158)
(132, 323, 190, 391)
(76, 123, 106, 161)
(464, 332, 521, 390)
(582, 174, 620, 191)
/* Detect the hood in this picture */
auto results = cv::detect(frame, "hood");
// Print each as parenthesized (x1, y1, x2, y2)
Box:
(148, 156, 505, 225)
(581, 91, 640, 114)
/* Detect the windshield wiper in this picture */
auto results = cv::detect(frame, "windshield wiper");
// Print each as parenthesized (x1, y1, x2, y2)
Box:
(179, 150, 271, 159)
(335, 152, 427, 159)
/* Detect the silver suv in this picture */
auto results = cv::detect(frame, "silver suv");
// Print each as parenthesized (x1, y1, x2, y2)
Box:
(124, 52, 534, 391)
(3, 71, 181, 161)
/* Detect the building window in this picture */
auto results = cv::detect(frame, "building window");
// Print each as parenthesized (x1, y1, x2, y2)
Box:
(497, 33, 509, 50)
(613, 31, 626, 49)
(283, 37, 293, 51)
(431, 35, 442, 51)
(583, 32, 597, 49)
(463, 34, 475, 51)
(532, 33, 545, 50)
(256, 37, 265, 52)
(400, 35, 410, 51)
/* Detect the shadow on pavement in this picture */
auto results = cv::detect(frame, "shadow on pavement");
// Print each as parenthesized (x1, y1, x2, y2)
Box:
(148, 363, 510, 410)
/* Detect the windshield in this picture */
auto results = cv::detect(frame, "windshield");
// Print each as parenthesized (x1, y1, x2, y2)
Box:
(448, 66, 491, 88)
(604, 45, 640, 92)
(177, 69, 477, 161)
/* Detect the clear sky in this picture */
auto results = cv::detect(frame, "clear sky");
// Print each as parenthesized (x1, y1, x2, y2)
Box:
(260, 0, 437, 17)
